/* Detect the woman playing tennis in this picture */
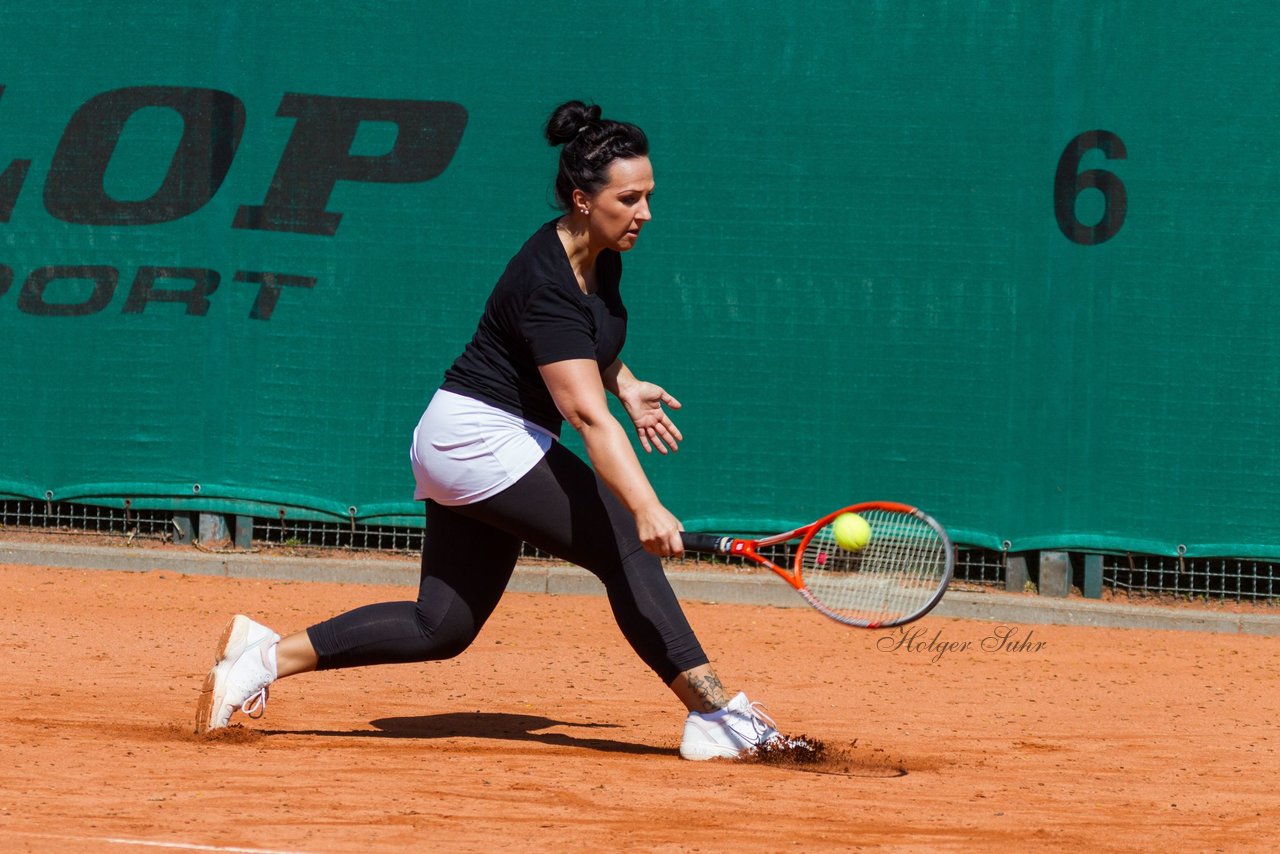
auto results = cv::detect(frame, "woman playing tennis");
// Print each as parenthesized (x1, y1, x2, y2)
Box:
(196, 100, 785, 760)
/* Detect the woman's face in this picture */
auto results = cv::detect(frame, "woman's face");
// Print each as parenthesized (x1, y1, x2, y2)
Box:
(583, 156, 654, 252)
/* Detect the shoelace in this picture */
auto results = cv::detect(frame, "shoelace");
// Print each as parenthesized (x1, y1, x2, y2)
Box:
(737, 701, 817, 755)
(722, 699, 780, 747)
(744, 700, 779, 739)
(241, 686, 269, 719)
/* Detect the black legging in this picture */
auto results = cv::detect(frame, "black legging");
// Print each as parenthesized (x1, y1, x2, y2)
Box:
(306, 441, 709, 684)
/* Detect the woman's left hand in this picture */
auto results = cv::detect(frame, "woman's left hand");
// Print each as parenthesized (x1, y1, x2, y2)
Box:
(619, 381, 683, 454)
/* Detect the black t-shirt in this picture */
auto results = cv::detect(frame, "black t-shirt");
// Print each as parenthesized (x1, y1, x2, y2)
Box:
(441, 219, 628, 436)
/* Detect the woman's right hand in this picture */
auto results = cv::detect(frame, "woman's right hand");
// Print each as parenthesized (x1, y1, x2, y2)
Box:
(635, 502, 685, 557)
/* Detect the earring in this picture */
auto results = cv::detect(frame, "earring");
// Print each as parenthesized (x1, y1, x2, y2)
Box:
(579, 207, 589, 215)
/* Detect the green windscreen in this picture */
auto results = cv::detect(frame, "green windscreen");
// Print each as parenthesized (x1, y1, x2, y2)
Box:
(3, 2, 1278, 557)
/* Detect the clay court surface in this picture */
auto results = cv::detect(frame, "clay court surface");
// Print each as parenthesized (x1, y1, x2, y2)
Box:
(2, 559, 1278, 853)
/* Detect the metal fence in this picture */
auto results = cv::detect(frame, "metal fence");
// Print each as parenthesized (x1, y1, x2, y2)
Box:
(1, 498, 174, 540)
(1103, 552, 1280, 601)
(4, 499, 1278, 603)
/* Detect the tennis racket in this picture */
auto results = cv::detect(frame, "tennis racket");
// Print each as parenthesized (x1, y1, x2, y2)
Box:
(680, 502, 953, 628)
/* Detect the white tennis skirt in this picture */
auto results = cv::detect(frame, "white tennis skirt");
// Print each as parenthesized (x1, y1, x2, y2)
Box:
(410, 388, 555, 506)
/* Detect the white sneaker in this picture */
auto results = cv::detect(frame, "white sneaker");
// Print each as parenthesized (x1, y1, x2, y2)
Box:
(679, 691, 783, 760)
(195, 615, 280, 734)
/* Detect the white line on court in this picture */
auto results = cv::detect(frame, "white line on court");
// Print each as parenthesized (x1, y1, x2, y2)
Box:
(4, 831, 313, 854)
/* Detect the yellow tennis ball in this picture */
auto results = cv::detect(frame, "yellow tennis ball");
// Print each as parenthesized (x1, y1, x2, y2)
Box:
(832, 512, 871, 551)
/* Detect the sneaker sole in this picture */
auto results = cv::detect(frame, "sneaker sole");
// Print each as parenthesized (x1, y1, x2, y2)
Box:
(193, 615, 248, 735)
(679, 738, 747, 760)
(679, 746, 741, 760)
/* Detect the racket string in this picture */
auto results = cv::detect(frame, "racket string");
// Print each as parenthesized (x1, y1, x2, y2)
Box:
(799, 509, 950, 625)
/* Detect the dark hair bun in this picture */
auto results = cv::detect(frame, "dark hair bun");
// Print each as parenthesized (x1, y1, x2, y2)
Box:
(543, 100, 648, 212)
(545, 100, 603, 147)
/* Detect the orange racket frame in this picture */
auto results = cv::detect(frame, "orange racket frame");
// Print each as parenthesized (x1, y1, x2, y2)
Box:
(680, 501, 954, 628)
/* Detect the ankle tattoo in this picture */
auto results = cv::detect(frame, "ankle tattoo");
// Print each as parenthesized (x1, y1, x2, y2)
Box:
(688, 672, 729, 712)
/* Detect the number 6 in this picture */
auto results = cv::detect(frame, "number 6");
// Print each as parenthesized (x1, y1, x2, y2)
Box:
(1054, 130, 1127, 245)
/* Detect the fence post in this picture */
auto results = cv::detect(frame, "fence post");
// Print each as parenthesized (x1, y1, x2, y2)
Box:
(233, 515, 253, 549)
(1082, 553, 1104, 599)
(1005, 552, 1030, 593)
(1038, 551, 1071, 597)
(173, 512, 196, 545)
(198, 513, 231, 548)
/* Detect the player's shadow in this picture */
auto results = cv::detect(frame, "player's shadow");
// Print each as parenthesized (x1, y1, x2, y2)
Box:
(265, 712, 669, 756)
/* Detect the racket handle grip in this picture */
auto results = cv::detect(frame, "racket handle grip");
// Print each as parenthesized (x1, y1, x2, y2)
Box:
(680, 532, 731, 554)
